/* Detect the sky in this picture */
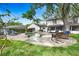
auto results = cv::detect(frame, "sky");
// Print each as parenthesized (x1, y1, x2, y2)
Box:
(0, 3, 45, 25)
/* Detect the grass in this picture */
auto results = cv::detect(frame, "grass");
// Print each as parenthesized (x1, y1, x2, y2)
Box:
(0, 34, 79, 56)
(70, 34, 79, 40)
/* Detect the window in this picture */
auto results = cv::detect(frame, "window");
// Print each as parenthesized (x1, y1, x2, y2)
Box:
(50, 27, 55, 30)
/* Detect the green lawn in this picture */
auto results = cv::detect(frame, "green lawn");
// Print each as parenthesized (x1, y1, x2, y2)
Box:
(0, 34, 79, 56)
(70, 34, 79, 40)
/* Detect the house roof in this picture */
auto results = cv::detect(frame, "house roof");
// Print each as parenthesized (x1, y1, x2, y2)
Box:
(47, 23, 79, 27)
(27, 23, 40, 31)
(27, 23, 40, 29)
(46, 17, 62, 21)
(6, 25, 26, 29)
(28, 23, 48, 28)
(69, 23, 79, 26)
(48, 24, 63, 27)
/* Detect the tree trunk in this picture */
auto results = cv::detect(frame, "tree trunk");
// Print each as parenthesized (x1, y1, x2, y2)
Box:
(0, 25, 8, 55)
(3, 28, 7, 40)
(46, 20, 48, 32)
(63, 19, 70, 31)
(61, 3, 70, 32)
(3, 23, 8, 40)
(64, 24, 70, 31)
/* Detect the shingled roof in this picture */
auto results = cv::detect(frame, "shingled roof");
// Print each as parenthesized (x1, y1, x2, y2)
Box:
(6, 25, 26, 29)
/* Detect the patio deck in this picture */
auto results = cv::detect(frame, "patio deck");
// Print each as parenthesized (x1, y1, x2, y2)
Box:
(7, 33, 77, 47)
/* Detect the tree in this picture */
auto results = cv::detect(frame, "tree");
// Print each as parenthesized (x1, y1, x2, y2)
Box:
(58, 3, 71, 31)
(7, 21, 22, 26)
(0, 9, 17, 54)
(0, 9, 17, 38)
(24, 3, 79, 31)
(53, 3, 79, 31)
(22, 8, 36, 20)
(22, 5, 42, 24)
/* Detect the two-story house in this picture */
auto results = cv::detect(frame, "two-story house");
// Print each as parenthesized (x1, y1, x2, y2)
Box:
(39, 17, 79, 34)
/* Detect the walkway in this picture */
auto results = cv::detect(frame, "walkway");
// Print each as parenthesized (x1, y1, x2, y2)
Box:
(7, 33, 28, 41)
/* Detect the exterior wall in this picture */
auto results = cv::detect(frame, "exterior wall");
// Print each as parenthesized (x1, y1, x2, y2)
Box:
(28, 24, 40, 31)
(78, 18, 79, 23)
(39, 21, 47, 25)
(47, 21, 53, 26)
(56, 20, 63, 25)
(47, 20, 63, 26)
(40, 27, 48, 32)
(39, 19, 79, 34)
(40, 20, 64, 26)
(47, 25, 79, 34)
(40, 17, 79, 25)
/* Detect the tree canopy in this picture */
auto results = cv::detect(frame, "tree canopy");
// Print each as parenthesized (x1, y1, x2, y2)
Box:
(7, 21, 22, 26)
(22, 3, 79, 31)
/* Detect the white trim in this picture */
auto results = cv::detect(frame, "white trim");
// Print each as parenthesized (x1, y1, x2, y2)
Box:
(70, 31, 79, 34)
(48, 30, 79, 34)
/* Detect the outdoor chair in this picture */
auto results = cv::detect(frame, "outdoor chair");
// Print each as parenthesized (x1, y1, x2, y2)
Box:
(56, 32, 70, 39)
(51, 31, 70, 43)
